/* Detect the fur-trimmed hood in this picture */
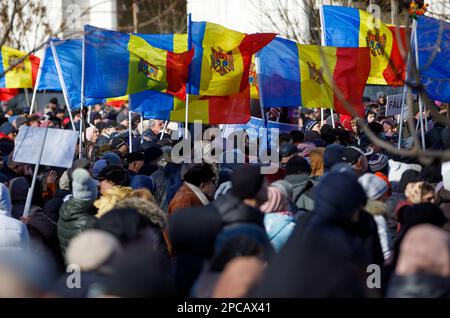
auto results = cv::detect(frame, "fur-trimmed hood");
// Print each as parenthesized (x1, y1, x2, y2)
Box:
(114, 196, 167, 230)
(364, 200, 388, 217)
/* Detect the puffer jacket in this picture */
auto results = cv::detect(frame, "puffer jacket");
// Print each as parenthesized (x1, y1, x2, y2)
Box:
(264, 212, 296, 252)
(209, 192, 264, 229)
(94, 186, 133, 218)
(0, 183, 29, 251)
(57, 198, 97, 257)
(284, 174, 316, 211)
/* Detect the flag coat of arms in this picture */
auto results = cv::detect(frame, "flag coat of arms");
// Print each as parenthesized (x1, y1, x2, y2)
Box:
(0, 46, 40, 88)
(188, 21, 275, 96)
(321, 5, 408, 86)
(257, 37, 370, 117)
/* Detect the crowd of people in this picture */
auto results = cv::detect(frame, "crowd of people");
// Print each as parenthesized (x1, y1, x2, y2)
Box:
(0, 93, 449, 298)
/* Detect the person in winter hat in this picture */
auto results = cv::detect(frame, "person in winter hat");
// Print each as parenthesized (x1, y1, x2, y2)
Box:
(0, 183, 29, 251)
(94, 165, 133, 217)
(50, 229, 122, 298)
(368, 153, 389, 175)
(323, 144, 345, 172)
(358, 173, 392, 260)
(260, 186, 296, 252)
(387, 203, 448, 274)
(168, 163, 216, 215)
(9, 177, 43, 219)
(254, 171, 383, 297)
(57, 168, 98, 258)
(387, 224, 450, 298)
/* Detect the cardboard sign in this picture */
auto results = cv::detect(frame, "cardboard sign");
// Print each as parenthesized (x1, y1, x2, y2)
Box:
(13, 126, 78, 168)
(385, 94, 418, 116)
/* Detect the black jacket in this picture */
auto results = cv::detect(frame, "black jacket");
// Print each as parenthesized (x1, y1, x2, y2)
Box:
(209, 192, 264, 229)
(387, 274, 450, 298)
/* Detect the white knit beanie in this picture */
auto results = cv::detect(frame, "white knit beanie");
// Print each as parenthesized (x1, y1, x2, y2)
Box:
(66, 229, 122, 271)
(358, 173, 388, 200)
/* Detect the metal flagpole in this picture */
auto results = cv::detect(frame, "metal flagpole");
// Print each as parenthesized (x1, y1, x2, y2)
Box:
(140, 113, 144, 144)
(319, 5, 332, 129)
(50, 39, 76, 131)
(185, 13, 192, 139)
(330, 109, 335, 128)
(23, 127, 49, 218)
(413, 20, 426, 150)
(128, 109, 133, 153)
(30, 42, 47, 115)
(397, 18, 416, 149)
(160, 120, 168, 141)
(79, 26, 86, 158)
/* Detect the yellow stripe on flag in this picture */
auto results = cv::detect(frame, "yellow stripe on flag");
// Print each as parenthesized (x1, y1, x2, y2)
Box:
(358, 10, 393, 85)
(170, 96, 209, 123)
(173, 34, 188, 53)
(1, 46, 33, 88)
(106, 95, 129, 102)
(298, 45, 337, 109)
(199, 23, 246, 96)
(249, 55, 259, 99)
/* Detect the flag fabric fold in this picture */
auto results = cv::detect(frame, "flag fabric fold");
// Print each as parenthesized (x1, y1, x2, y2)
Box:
(188, 21, 275, 96)
(84, 25, 193, 100)
(321, 5, 408, 86)
(416, 15, 450, 103)
(0, 46, 40, 88)
(257, 37, 370, 117)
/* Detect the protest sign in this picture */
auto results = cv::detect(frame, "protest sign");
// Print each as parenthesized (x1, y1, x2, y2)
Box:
(13, 126, 79, 169)
(385, 94, 417, 117)
(13, 126, 79, 217)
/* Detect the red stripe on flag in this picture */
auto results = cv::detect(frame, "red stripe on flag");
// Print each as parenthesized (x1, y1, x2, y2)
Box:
(30, 55, 40, 87)
(0, 88, 19, 101)
(207, 87, 251, 124)
(166, 48, 194, 101)
(238, 33, 276, 93)
(383, 26, 409, 87)
(333, 47, 371, 118)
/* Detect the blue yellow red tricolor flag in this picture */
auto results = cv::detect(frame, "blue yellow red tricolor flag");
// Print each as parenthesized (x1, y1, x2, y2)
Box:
(84, 25, 193, 100)
(257, 37, 370, 117)
(130, 87, 251, 124)
(321, 5, 408, 86)
(0, 46, 40, 88)
(188, 21, 275, 96)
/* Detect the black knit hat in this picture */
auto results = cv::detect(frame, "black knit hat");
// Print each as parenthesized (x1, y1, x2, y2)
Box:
(231, 165, 264, 200)
(96, 165, 130, 186)
(126, 152, 144, 164)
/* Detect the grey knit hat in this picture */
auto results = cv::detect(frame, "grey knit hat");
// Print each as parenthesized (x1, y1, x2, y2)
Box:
(71, 168, 98, 201)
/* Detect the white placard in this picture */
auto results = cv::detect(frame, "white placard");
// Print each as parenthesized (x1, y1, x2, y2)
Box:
(385, 94, 417, 117)
(13, 126, 79, 168)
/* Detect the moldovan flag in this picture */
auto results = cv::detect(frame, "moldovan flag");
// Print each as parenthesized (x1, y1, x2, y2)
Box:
(249, 55, 259, 99)
(257, 37, 370, 117)
(321, 5, 408, 86)
(0, 46, 40, 88)
(130, 89, 251, 124)
(84, 25, 193, 100)
(188, 21, 275, 96)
